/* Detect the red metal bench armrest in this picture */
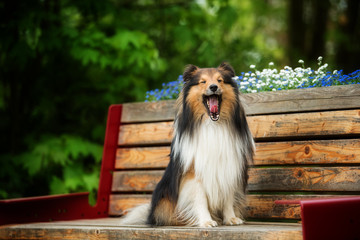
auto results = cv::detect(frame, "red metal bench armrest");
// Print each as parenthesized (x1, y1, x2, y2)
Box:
(276, 196, 360, 240)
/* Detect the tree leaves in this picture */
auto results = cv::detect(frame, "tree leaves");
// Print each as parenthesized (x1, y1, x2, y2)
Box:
(2, 134, 102, 200)
(15, 135, 102, 177)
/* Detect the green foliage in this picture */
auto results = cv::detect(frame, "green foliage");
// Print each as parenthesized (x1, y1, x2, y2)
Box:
(0, 135, 102, 200)
(17, 135, 102, 176)
(0, 0, 166, 201)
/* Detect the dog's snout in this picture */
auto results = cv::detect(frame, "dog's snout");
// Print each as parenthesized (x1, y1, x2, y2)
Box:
(209, 84, 218, 92)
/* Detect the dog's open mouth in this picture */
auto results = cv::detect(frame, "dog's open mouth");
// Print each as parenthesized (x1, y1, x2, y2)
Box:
(203, 95, 221, 121)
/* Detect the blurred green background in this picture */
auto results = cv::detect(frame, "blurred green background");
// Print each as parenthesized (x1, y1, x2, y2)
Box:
(1, 0, 359, 201)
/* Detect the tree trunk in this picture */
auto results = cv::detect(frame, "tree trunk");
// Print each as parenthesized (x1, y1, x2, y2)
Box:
(335, 0, 360, 72)
(308, 0, 330, 61)
(288, 0, 306, 65)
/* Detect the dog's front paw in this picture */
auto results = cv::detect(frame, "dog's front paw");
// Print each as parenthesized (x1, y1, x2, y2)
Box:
(199, 220, 218, 228)
(223, 217, 244, 226)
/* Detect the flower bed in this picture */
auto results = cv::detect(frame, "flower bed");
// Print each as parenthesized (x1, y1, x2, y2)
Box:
(145, 57, 360, 102)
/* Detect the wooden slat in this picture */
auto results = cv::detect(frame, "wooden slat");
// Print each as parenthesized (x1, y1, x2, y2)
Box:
(112, 170, 162, 192)
(248, 109, 360, 139)
(0, 219, 303, 240)
(109, 194, 150, 215)
(112, 167, 360, 192)
(248, 167, 360, 192)
(109, 194, 337, 220)
(121, 85, 360, 123)
(241, 84, 360, 116)
(118, 121, 173, 146)
(246, 195, 303, 220)
(115, 139, 360, 169)
(254, 139, 360, 165)
(122, 100, 176, 123)
(118, 110, 360, 146)
(115, 147, 170, 169)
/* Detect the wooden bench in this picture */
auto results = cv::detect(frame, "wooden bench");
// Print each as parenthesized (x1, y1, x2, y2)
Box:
(1, 85, 360, 240)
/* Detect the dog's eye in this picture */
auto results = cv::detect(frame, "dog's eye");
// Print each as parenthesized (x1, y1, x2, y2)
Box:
(217, 79, 223, 83)
(200, 80, 206, 84)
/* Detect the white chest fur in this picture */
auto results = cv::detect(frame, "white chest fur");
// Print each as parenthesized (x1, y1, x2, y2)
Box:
(174, 119, 244, 210)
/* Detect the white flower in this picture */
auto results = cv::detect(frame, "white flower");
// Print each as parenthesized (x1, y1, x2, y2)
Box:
(251, 89, 257, 93)
(298, 59, 304, 64)
(317, 56, 323, 66)
(245, 73, 250, 77)
(333, 70, 338, 74)
(250, 65, 256, 69)
(269, 62, 274, 66)
(294, 67, 303, 73)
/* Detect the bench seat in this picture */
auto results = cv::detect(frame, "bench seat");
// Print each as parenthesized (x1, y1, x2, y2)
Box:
(0, 218, 302, 240)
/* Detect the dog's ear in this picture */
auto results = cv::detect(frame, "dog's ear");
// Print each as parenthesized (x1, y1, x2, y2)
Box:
(183, 64, 199, 82)
(218, 62, 235, 77)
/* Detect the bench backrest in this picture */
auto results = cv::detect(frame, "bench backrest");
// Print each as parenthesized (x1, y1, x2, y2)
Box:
(109, 85, 360, 222)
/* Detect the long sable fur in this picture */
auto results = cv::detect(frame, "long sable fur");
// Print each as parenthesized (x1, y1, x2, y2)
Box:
(121, 62, 254, 226)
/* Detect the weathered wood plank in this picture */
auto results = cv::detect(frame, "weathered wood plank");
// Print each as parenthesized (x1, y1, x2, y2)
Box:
(254, 139, 360, 165)
(112, 167, 360, 192)
(241, 84, 360, 116)
(246, 195, 303, 220)
(118, 110, 360, 146)
(118, 121, 173, 146)
(122, 100, 176, 123)
(248, 167, 360, 192)
(121, 85, 360, 123)
(109, 194, 336, 220)
(115, 147, 170, 169)
(0, 219, 303, 240)
(109, 194, 150, 215)
(248, 109, 360, 139)
(115, 139, 360, 169)
(112, 170, 162, 192)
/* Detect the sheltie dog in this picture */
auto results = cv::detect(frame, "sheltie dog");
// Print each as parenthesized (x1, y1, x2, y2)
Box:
(120, 62, 255, 227)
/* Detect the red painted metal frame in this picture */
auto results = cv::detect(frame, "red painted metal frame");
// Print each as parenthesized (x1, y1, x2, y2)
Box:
(276, 196, 360, 240)
(0, 104, 122, 226)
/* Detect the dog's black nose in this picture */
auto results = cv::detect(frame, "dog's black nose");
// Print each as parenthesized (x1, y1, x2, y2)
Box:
(209, 84, 218, 92)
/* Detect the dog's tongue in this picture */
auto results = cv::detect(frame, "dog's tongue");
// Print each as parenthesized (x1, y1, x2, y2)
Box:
(209, 96, 218, 113)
